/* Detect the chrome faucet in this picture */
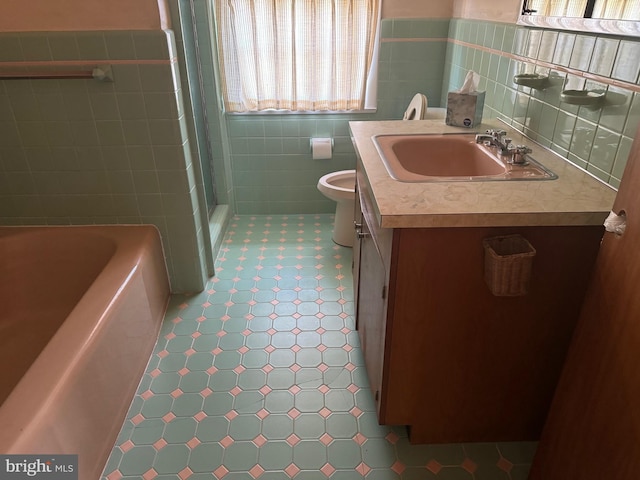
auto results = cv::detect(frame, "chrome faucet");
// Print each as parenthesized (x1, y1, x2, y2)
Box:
(476, 129, 532, 165)
(475, 129, 510, 153)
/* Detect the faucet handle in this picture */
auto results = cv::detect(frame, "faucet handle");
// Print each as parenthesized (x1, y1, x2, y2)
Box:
(486, 129, 507, 139)
(510, 145, 533, 165)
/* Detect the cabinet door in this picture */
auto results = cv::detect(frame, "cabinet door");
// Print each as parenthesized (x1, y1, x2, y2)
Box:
(356, 216, 387, 413)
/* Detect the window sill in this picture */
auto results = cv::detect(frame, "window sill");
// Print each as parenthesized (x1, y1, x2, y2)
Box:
(224, 109, 377, 116)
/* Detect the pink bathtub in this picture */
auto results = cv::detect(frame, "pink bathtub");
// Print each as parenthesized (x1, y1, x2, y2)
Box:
(0, 226, 170, 479)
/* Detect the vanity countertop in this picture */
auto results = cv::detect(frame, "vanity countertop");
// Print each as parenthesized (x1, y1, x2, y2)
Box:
(349, 118, 618, 228)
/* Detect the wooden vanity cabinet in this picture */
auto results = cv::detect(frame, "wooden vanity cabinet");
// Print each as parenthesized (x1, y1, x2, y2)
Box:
(353, 161, 605, 444)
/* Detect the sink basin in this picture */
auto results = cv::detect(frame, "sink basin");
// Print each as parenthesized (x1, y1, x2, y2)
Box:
(372, 134, 557, 182)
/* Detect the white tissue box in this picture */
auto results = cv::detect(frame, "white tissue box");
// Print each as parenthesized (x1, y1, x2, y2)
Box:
(445, 91, 485, 128)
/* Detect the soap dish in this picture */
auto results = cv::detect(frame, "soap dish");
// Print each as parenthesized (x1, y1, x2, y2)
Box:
(560, 89, 606, 106)
(513, 74, 550, 90)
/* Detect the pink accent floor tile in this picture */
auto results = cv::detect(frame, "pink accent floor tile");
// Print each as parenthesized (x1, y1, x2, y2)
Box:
(213, 466, 229, 479)
(140, 389, 154, 400)
(153, 438, 168, 451)
(497, 456, 514, 473)
(287, 408, 301, 419)
(353, 433, 367, 445)
(356, 463, 371, 476)
(187, 437, 201, 449)
(462, 458, 478, 473)
(259, 385, 272, 395)
(119, 440, 135, 453)
(142, 468, 158, 480)
(249, 465, 265, 479)
(320, 463, 336, 477)
(391, 461, 406, 474)
(286, 434, 301, 446)
(426, 460, 442, 474)
(201, 386, 214, 396)
(253, 434, 268, 447)
(130, 413, 145, 425)
(284, 464, 300, 478)
(162, 412, 176, 423)
(220, 435, 234, 448)
(289, 385, 301, 394)
(178, 467, 193, 479)
(318, 407, 332, 418)
(349, 406, 363, 417)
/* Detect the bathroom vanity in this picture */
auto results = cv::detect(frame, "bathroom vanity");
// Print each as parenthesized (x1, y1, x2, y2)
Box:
(349, 119, 617, 444)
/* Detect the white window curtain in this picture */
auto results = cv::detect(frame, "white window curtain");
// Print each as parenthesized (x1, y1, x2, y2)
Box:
(593, 0, 640, 19)
(214, 0, 381, 113)
(528, 0, 588, 16)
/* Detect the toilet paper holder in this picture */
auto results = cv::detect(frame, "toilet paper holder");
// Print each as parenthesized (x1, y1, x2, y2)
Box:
(310, 138, 333, 159)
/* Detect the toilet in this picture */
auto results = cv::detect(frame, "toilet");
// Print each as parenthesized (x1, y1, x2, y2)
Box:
(317, 169, 356, 247)
(318, 94, 428, 247)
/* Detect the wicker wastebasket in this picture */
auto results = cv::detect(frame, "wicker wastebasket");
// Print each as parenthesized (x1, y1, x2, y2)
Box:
(483, 234, 536, 296)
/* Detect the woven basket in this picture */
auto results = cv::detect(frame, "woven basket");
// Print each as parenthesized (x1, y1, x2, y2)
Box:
(483, 234, 536, 297)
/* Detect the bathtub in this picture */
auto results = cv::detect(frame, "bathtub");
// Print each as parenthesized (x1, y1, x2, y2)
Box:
(0, 226, 169, 479)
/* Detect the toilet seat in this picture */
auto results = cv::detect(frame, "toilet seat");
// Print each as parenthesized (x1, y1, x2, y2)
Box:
(317, 170, 356, 202)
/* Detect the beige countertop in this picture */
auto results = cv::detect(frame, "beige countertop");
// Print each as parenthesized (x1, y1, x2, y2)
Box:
(349, 117, 617, 228)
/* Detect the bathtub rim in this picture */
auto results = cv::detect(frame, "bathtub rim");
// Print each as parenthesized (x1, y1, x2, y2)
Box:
(0, 224, 169, 455)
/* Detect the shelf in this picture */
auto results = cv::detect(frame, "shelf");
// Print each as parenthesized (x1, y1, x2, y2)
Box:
(560, 89, 606, 106)
(514, 74, 551, 90)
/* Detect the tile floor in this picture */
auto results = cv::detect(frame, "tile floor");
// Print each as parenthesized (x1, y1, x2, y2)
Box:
(101, 214, 537, 480)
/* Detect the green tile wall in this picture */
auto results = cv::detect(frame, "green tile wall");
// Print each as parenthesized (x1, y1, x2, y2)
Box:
(0, 30, 208, 293)
(444, 19, 640, 189)
(225, 18, 450, 214)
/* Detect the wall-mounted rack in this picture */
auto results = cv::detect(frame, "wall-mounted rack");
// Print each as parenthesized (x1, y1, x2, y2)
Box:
(0, 65, 113, 82)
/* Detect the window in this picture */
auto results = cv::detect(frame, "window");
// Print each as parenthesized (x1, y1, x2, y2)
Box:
(524, 0, 640, 19)
(592, 0, 640, 19)
(214, 0, 380, 113)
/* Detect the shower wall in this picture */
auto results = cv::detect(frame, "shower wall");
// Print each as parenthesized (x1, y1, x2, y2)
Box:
(0, 29, 209, 293)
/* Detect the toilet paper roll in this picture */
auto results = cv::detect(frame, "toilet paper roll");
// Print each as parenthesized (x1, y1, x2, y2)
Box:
(311, 138, 333, 159)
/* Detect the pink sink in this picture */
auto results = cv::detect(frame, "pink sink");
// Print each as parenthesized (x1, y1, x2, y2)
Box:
(372, 134, 556, 182)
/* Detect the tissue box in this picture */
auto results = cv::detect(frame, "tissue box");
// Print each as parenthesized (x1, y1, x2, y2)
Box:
(446, 91, 485, 128)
